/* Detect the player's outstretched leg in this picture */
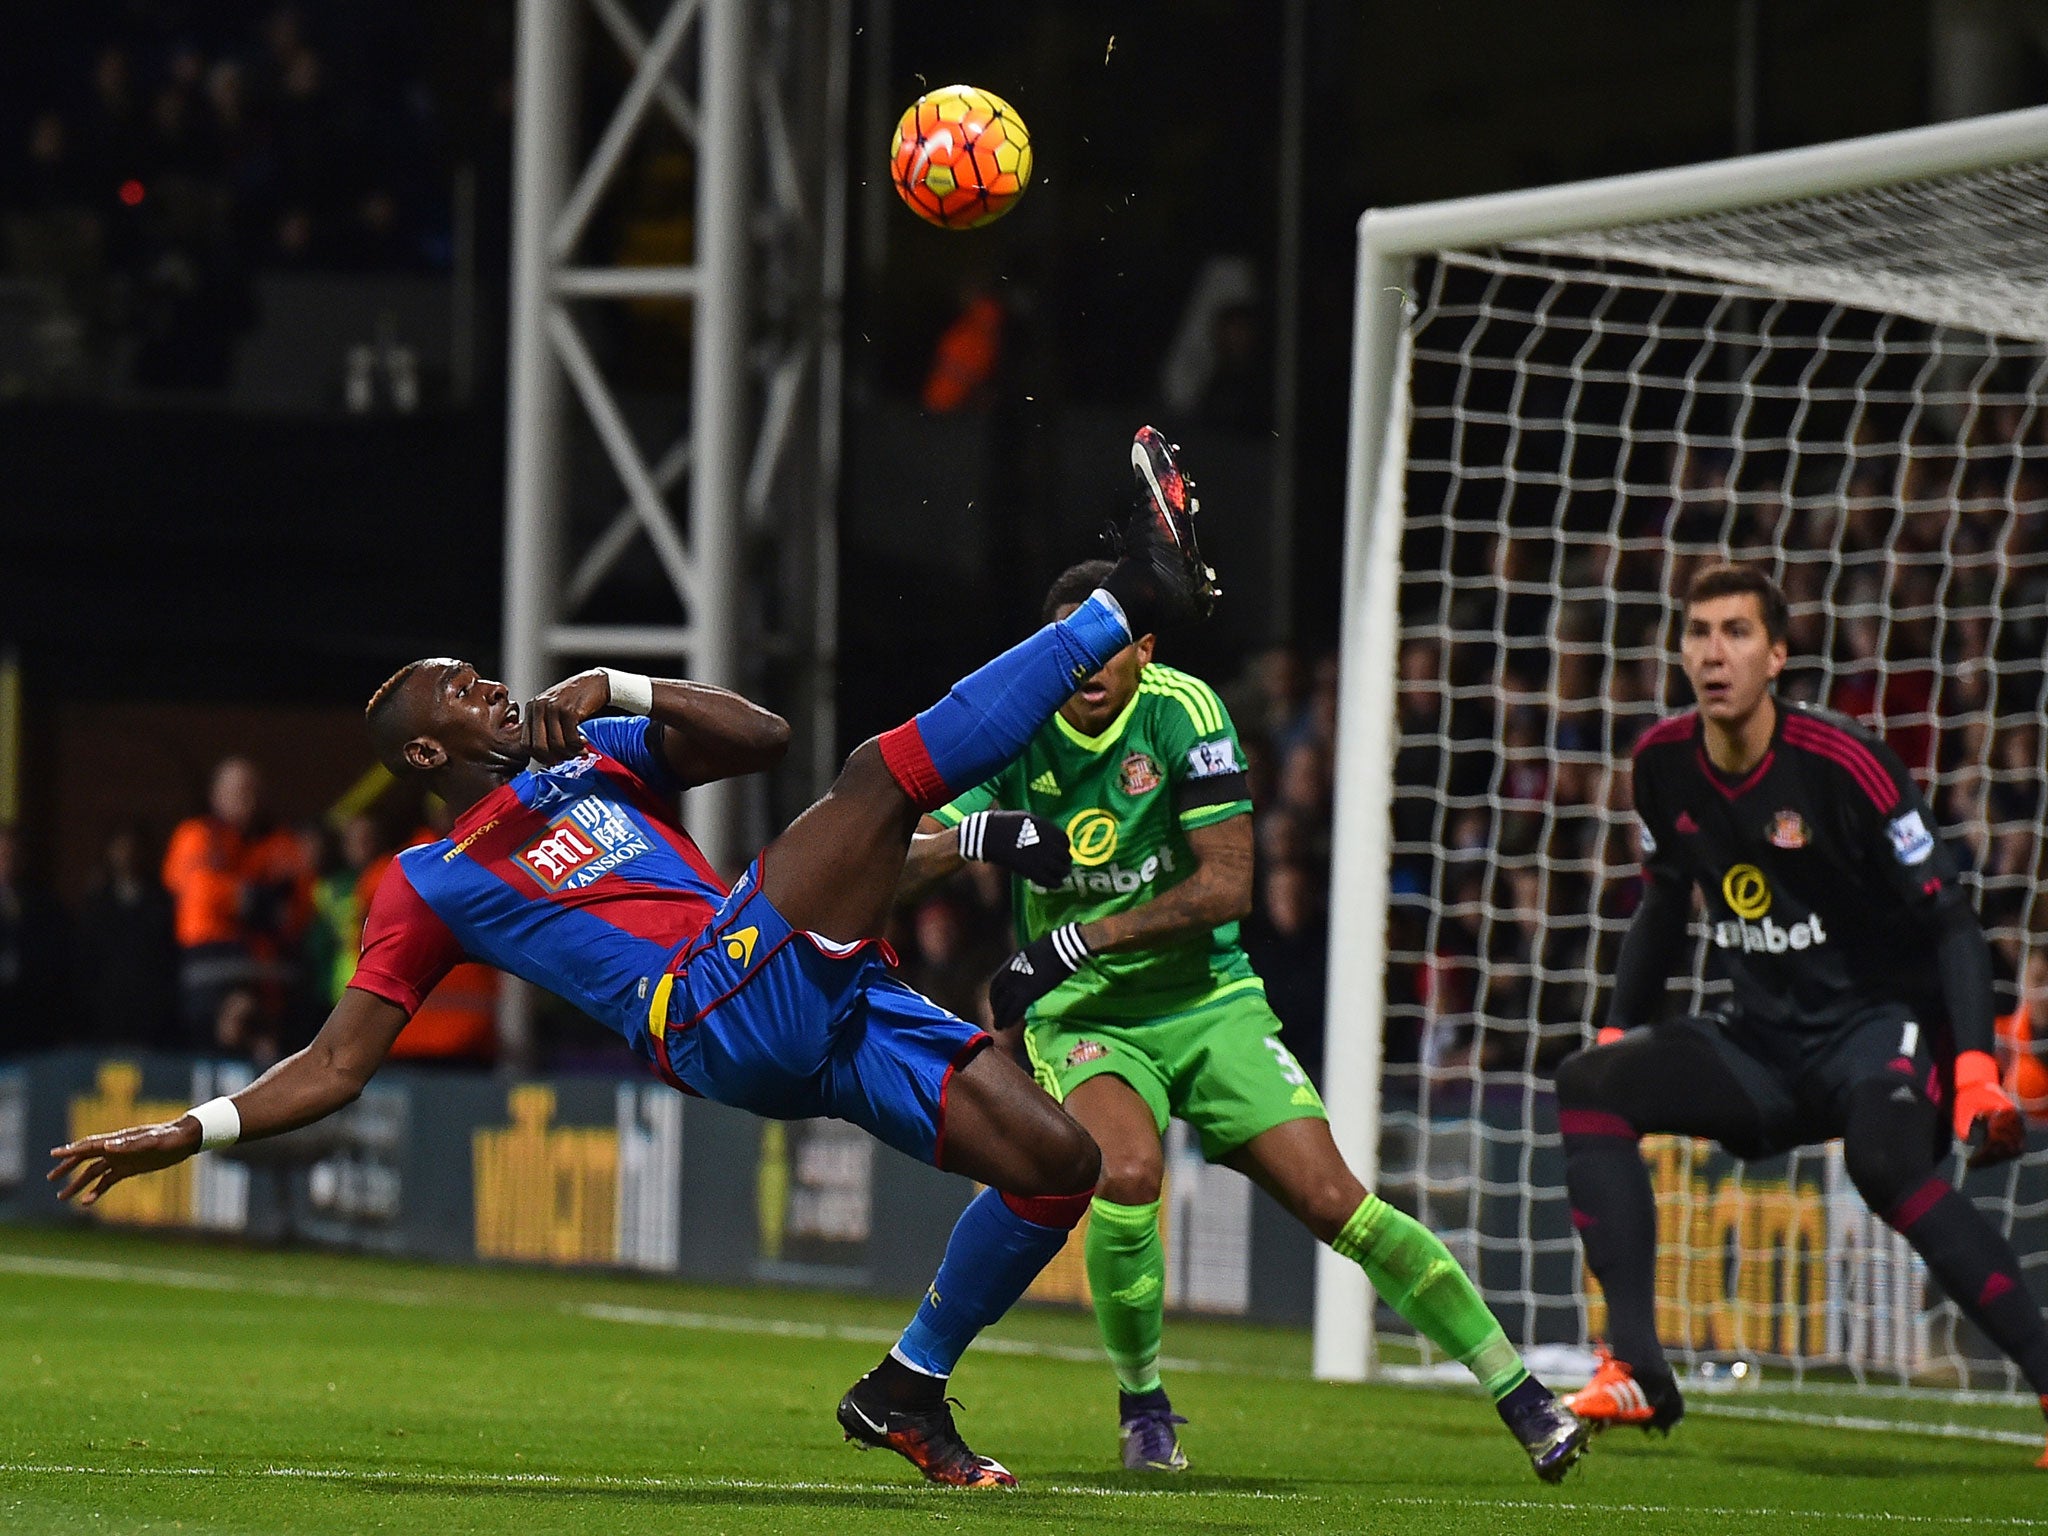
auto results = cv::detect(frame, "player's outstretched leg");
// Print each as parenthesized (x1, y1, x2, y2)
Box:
(839, 1046, 1099, 1488)
(762, 427, 1216, 944)
(1228, 1119, 1588, 1483)
(1837, 1076, 2048, 1462)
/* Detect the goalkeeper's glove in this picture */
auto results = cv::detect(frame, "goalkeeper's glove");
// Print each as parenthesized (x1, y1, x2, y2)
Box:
(988, 924, 1091, 1027)
(1954, 1050, 2026, 1169)
(957, 809, 1071, 888)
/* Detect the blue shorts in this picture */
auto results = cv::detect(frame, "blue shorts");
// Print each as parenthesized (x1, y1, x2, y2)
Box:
(652, 861, 990, 1166)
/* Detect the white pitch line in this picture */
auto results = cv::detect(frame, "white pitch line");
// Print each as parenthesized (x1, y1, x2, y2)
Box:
(0, 1462, 1303, 1500)
(0, 1464, 2042, 1524)
(1689, 1400, 2045, 1449)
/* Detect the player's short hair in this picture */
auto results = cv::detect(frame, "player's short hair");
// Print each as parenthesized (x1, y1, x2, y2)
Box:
(1684, 562, 1789, 643)
(364, 660, 432, 773)
(1042, 559, 1116, 623)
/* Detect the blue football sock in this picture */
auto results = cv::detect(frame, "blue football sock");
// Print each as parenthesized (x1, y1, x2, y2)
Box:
(892, 1188, 1075, 1378)
(879, 591, 1131, 808)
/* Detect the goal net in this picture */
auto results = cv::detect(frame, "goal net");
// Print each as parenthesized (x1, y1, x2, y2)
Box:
(1323, 108, 2048, 1406)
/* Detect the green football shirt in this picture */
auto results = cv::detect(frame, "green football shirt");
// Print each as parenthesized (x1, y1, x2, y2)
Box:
(931, 662, 1258, 1022)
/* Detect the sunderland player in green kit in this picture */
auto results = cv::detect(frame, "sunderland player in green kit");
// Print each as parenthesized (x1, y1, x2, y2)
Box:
(899, 554, 1586, 1483)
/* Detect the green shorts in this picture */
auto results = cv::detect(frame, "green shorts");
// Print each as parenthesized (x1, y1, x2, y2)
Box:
(1023, 984, 1326, 1161)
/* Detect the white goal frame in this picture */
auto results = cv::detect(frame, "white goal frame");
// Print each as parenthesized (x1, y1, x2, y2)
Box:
(1317, 104, 2048, 1382)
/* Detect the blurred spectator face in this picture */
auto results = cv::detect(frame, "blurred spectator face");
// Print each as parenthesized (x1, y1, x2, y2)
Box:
(1052, 603, 1155, 735)
(2027, 950, 2048, 1021)
(1264, 861, 1321, 938)
(208, 62, 246, 123)
(1398, 640, 1439, 720)
(1277, 742, 1332, 816)
(94, 48, 131, 108)
(29, 114, 65, 166)
(283, 48, 322, 101)
(104, 827, 141, 882)
(1259, 809, 1307, 866)
(1680, 593, 1785, 725)
(210, 757, 263, 831)
(341, 814, 382, 871)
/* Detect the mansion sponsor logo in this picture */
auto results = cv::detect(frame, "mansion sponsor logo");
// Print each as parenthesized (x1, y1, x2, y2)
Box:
(516, 797, 652, 890)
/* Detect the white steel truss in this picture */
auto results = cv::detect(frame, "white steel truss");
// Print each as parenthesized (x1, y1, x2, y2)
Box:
(504, 0, 848, 876)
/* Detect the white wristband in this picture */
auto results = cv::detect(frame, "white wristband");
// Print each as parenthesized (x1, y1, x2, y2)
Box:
(603, 668, 654, 715)
(187, 1096, 241, 1152)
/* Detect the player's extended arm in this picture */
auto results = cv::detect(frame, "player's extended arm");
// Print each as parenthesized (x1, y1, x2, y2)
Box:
(898, 817, 967, 903)
(987, 815, 1251, 1026)
(896, 811, 1073, 905)
(521, 668, 789, 785)
(1599, 872, 1692, 1043)
(1928, 896, 2024, 1165)
(47, 988, 409, 1206)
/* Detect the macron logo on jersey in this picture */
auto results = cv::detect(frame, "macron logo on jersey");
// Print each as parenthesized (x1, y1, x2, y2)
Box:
(516, 798, 653, 891)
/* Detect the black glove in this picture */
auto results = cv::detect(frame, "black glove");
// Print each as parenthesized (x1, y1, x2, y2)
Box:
(988, 923, 1091, 1026)
(957, 809, 1071, 888)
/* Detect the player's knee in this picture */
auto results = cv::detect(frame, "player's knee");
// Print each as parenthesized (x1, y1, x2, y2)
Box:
(1096, 1142, 1163, 1206)
(1031, 1114, 1101, 1197)
(835, 737, 896, 798)
(1842, 1081, 1939, 1211)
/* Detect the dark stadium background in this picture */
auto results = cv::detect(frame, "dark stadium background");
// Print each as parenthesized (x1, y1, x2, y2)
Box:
(0, 0, 2023, 1070)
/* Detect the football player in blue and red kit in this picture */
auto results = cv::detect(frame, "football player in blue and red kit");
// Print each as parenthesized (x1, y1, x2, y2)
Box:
(50, 428, 1219, 1489)
(1557, 563, 2048, 1464)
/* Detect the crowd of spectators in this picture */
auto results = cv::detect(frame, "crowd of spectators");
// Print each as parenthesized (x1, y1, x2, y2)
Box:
(3, 3, 448, 390)
(0, 756, 494, 1069)
(1384, 431, 2048, 1089)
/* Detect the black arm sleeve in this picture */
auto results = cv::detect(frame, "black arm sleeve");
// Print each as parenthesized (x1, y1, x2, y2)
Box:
(1609, 875, 1691, 1032)
(1932, 899, 1996, 1058)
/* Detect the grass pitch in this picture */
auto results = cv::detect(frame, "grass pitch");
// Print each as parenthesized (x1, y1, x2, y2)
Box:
(0, 1226, 2042, 1534)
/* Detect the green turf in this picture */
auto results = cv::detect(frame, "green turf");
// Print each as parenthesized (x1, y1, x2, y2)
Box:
(0, 1226, 2042, 1534)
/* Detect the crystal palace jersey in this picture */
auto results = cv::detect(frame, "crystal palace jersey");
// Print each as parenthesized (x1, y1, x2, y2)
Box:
(349, 715, 725, 1064)
(1629, 701, 1968, 1035)
(931, 663, 1256, 1022)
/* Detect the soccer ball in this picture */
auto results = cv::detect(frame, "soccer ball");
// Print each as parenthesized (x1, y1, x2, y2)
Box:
(889, 85, 1032, 229)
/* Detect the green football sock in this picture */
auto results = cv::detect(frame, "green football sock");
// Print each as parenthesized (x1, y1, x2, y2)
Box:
(1085, 1197, 1166, 1394)
(1332, 1194, 1529, 1401)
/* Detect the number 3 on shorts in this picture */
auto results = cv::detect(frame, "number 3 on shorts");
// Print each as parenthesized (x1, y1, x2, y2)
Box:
(1264, 1036, 1310, 1087)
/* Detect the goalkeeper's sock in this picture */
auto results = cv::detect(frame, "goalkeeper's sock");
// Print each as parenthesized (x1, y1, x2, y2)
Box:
(1331, 1194, 1528, 1401)
(877, 592, 1131, 810)
(892, 1187, 1089, 1379)
(1561, 1111, 1673, 1383)
(1885, 1174, 2048, 1396)
(1085, 1197, 1167, 1394)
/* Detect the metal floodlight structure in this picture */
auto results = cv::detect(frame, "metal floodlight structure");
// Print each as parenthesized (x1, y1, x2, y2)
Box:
(503, 0, 850, 875)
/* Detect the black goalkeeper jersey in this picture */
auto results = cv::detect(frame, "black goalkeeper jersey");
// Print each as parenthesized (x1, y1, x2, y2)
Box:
(1625, 701, 1974, 1041)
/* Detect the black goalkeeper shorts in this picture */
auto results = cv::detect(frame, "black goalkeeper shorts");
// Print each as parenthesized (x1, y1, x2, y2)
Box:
(1655, 1001, 1940, 1159)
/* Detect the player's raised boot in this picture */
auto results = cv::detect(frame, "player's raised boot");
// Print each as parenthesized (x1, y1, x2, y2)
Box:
(837, 1369, 1017, 1488)
(1496, 1380, 1589, 1484)
(1117, 1388, 1189, 1472)
(1564, 1345, 1685, 1434)
(1104, 425, 1219, 629)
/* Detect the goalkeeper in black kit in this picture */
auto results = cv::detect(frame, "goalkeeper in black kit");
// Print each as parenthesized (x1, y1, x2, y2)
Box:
(1557, 563, 2048, 1464)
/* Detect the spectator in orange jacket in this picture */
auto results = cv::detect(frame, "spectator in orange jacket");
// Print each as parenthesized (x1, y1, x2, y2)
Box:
(161, 756, 312, 1058)
(1997, 946, 2048, 1122)
(356, 813, 499, 1066)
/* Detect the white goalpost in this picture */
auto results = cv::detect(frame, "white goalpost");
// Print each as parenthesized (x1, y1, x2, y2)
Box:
(1319, 106, 2048, 1400)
